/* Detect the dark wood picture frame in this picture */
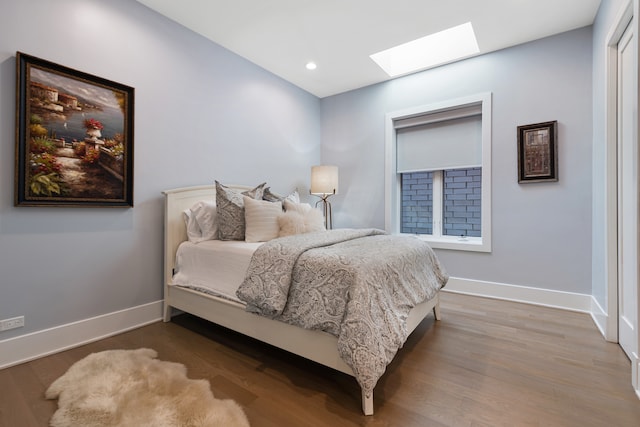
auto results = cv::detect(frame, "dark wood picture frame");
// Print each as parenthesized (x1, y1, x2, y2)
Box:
(15, 52, 134, 207)
(517, 120, 558, 183)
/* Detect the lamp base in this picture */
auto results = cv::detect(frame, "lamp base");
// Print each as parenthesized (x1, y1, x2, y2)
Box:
(313, 194, 333, 230)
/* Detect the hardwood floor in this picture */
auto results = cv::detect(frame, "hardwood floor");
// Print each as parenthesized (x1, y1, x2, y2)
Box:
(2, 292, 639, 426)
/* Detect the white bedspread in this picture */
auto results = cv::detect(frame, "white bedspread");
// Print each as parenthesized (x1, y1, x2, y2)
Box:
(172, 240, 262, 303)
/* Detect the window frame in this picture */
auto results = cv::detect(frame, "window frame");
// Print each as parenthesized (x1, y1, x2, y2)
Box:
(385, 92, 492, 252)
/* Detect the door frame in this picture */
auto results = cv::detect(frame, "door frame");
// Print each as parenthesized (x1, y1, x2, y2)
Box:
(604, 0, 640, 395)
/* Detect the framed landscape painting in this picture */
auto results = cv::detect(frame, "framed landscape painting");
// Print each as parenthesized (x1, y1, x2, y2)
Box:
(15, 52, 134, 207)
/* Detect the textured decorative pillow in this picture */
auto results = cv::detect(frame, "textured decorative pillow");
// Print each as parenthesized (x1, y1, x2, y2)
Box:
(263, 187, 300, 204)
(304, 208, 325, 233)
(283, 199, 312, 214)
(190, 200, 218, 242)
(277, 211, 306, 237)
(277, 206, 325, 237)
(215, 181, 266, 241)
(244, 196, 283, 243)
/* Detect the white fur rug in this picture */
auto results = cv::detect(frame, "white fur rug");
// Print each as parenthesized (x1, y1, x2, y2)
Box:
(45, 348, 250, 427)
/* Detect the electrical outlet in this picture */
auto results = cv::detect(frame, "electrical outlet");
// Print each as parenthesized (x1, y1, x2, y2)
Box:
(0, 316, 24, 331)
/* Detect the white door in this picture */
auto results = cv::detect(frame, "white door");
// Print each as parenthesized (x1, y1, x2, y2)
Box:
(617, 21, 638, 361)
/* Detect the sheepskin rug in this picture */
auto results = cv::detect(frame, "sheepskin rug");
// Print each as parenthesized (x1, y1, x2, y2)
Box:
(45, 348, 250, 427)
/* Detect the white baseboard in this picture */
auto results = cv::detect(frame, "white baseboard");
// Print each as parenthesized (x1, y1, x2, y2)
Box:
(633, 351, 640, 399)
(0, 300, 163, 369)
(443, 277, 592, 313)
(590, 295, 618, 342)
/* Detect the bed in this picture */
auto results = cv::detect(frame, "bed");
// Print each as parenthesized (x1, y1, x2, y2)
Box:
(162, 184, 447, 415)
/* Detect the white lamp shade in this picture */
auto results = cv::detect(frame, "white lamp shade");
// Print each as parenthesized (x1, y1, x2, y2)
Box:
(310, 165, 338, 195)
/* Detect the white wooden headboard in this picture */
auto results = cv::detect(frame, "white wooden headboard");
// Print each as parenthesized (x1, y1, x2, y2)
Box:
(162, 184, 254, 288)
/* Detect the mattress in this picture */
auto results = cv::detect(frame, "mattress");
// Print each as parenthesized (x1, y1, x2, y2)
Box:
(172, 240, 263, 303)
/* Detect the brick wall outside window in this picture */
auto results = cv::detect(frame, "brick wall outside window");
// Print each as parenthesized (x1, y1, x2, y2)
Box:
(443, 167, 481, 237)
(401, 172, 433, 234)
(400, 167, 481, 237)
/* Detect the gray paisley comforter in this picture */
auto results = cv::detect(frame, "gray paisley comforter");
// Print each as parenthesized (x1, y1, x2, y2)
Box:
(236, 228, 448, 397)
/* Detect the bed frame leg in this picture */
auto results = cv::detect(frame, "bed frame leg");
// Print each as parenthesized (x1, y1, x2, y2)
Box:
(362, 390, 374, 415)
(163, 302, 172, 322)
(433, 300, 442, 321)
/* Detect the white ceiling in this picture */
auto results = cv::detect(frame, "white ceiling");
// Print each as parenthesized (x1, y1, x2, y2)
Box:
(135, 0, 602, 98)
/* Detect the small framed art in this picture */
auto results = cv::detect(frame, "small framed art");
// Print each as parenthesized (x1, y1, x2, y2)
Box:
(15, 52, 134, 207)
(517, 120, 558, 183)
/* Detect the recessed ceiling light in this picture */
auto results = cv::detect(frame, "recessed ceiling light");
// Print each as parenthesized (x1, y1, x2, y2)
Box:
(370, 22, 480, 77)
(306, 62, 317, 70)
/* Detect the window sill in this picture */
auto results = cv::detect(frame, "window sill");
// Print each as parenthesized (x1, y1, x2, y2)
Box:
(401, 233, 491, 253)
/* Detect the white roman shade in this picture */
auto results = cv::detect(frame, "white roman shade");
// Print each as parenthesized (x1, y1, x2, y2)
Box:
(395, 103, 482, 173)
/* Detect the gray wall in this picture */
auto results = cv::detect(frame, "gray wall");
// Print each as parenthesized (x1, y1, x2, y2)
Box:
(321, 27, 593, 294)
(0, 0, 320, 339)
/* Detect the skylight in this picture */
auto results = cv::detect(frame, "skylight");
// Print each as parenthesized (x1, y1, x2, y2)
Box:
(370, 22, 480, 77)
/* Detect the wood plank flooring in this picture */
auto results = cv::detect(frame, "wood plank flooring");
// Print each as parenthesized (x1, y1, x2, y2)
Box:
(1, 292, 639, 426)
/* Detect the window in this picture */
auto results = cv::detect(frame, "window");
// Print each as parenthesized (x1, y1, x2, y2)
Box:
(385, 93, 492, 252)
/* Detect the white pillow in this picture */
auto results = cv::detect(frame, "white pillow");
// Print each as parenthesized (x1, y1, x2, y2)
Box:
(182, 209, 202, 242)
(190, 200, 218, 242)
(286, 190, 301, 204)
(244, 196, 283, 243)
(277, 206, 325, 237)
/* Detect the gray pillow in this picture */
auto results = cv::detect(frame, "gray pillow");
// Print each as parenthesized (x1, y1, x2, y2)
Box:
(263, 187, 300, 204)
(215, 181, 266, 240)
